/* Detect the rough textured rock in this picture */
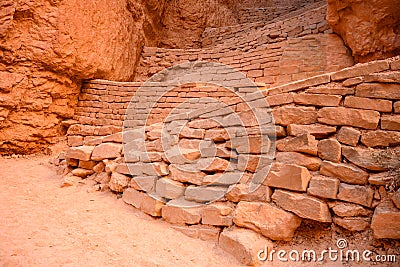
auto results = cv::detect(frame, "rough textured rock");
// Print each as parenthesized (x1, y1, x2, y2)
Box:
(371, 201, 400, 239)
(327, 0, 400, 62)
(233, 201, 302, 241)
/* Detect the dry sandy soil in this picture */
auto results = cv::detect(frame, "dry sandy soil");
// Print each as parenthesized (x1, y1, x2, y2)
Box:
(0, 156, 399, 267)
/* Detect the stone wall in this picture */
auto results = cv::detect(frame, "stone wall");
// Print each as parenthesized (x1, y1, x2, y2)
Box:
(62, 57, 400, 264)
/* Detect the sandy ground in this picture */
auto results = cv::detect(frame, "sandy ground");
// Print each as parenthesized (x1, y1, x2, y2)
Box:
(0, 156, 240, 267)
(0, 156, 399, 267)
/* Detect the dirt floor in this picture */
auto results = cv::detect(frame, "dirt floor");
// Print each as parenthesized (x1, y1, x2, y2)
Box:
(0, 156, 399, 267)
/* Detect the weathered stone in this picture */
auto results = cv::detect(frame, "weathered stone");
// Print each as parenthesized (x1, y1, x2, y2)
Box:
(123, 129, 145, 143)
(276, 134, 318, 155)
(201, 202, 234, 226)
(331, 202, 373, 217)
(185, 186, 227, 203)
(123, 188, 164, 217)
(237, 154, 272, 173)
(265, 164, 311, 192)
(204, 129, 230, 142)
(287, 124, 337, 138)
(356, 83, 400, 100)
(172, 225, 220, 242)
(233, 201, 302, 241)
(230, 135, 271, 154)
(161, 198, 202, 225)
(156, 178, 186, 199)
(318, 107, 380, 130)
(71, 168, 94, 178)
(381, 115, 400, 131)
(68, 136, 84, 147)
(344, 96, 392, 112)
(320, 161, 369, 185)
(93, 172, 110, 184)
(169, 164, 206, 185)
(199, 157, 231, 172)
(337, 184, 374, 207)
(102, 132, 123, 143)
(219, 227, 274, 266)
(66, 158, 79, 167)
(91, 143, 122, 161)
(226, 184, 272, 203)
(179, 127, 205, 139)
(333, 217, 370, 232)
(77, 161, 96, 171)
(109, 172, 130, 192)
(61, 175, 83, 187)
(336, 127, 360, 147)
(307, 175, 340, 199)
(305, 86, 354, 95)
(331, 62, 389, 81)
(276, 152, 322, 171)
(361, 130, 400, 147)
(371, 201, 400, 239)
(93, 162, 105, 173)
(394, 101, 400, 113)
(187, 118, 220, 129)
(342, 77, 364, 87)
(265, 93, 294, 106)
(272, 190, 332, 222)
(294, 93, 341, 106)
(369, 172, 397, 186)
(342, 146, 399, 171)
(392, 189, 400, 209)
(66, 146, 94, 161)
(202, 172, 241, 186)
(129, 176, 157, 192)
(318, 139, 341, 163)
(273, 106, 317, 126)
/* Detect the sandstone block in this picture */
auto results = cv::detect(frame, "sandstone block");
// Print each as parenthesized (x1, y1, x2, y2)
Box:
(337, 183, 374, 207)
(305, 87, 354, 95)
(336, 127, 360, 146)
(276, 152, 322, 171)
(294, 93, 341, 106)
(129, 176, 157, 192)
(156, 178, 186, 199)
(237, 154, 272, 173)
(318, 107, 380, 130)
(61, 175, 83, 187)
(123, 188, 164, 217)
(361, 130, 400, 147)
(185, 186, 227, 203)
(371, 201, 400, 239)
(161, 198, 202, 225)
(368, 172, 397, 186)
(344, 96, 392, 112)
(202, 172, 242, 186)
(78, 160, 97, 170)
(93, 172, 110, 184)
(394, 101, 400, 113)
(381, 115, 400, 131)
(333, 217, 370, 232)
(199, 157, 231, 172)
(219, 227, 274, 266)
(169, 164, 206, 185)
(226, 184, 272, 203)
(109, 172, 130, 192)
(331, 202, 373, 217)
(102, 132, 123, 143)
(318, 139, 341, 162)
(273, 106, 317, 126)
(392, 189, 400, 209)
(230, 135, 271, 154)
(320, 161, 369, 185)
(179, 127, 205, 139)
(265, 164, 311, 192)
(287, 124, 337, 138)
(188, 118, 220, 129)
(66, 146, 94, 161)
(272, 190, 332, 222)
(356, 83, 400, 100)
(172, 225, 220, 242)
(204, 129, 230, 142)
(307, 175, 340, 199)
(265, 93, 294, 106)
(68, 136, 84, 147)
(71, 167, 94, 178)
(233, 201, 302, 241)
(91, 143, 122, 161)
(201, 202, 234, 226)
(331, 61, 389, 81)
(276, 134, 318, 155)
(93, 162, 105, 173)
(342, 146, 397, 171)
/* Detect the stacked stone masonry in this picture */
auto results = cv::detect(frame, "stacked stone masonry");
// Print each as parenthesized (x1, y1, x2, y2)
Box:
(64, 57, 400, 265)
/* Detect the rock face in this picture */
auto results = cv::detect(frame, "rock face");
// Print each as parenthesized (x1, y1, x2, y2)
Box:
(327, 0, 400, 62)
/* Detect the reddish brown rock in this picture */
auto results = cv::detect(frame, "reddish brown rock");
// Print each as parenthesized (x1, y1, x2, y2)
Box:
(219, 227, 274, 266)
(265, 164, 311, 192)
(336, 127, 361, 147)
(361, 130, 400, 147)
(66, 146, 94, 161)
(318, 107, 380, 130)
(130, 176, 157, 192)
(276, 152, 322, 171)
(272, 106, 317, 126)
(356, 83, 400, 100)
(371, 201, 400, 239)
(344, 96, 392, 112)
(226, 184, 272, 203)
(392, 189, 400, 209)
(179, 127, 205, 139)
(342, 146, 399, 171)
(333, 217, 370, 232)
(307, 175, 340, 199)
(204, 129, 229, 142)
(122, 188, 164, 217)
(185, 186, 227, 203)
(91, 143, 122, 161)
(337, 184, 374, 207)
(230, 135, 271, 154)
(78, 161, 97, 170)
(320, 161, 369, 185)
(265, 93, 294, 106)
(276, 134, 318, 156)
(161, 198, 202, 225)
(172, 225, 220, 242)
(71, 168, 94, 178)
(394, 102, 400, 113)
(109, 172, 130, 193)
(381, 115, 400, 131)
(169, 164, 206, 186)
(293, 93, 341, 107)
(156, 178, 186, 199)
(331, 202, 373, 217)
(68, 136, 84, 147)
(369, 172, 397, 186)
(318, 139, 342, 163)
(272, 190, 332, 223)
(287, 124, 337, 138)
(201, 202, 234, 226)
(233, 201, 302, 241)
(305, 86, 354, 95)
